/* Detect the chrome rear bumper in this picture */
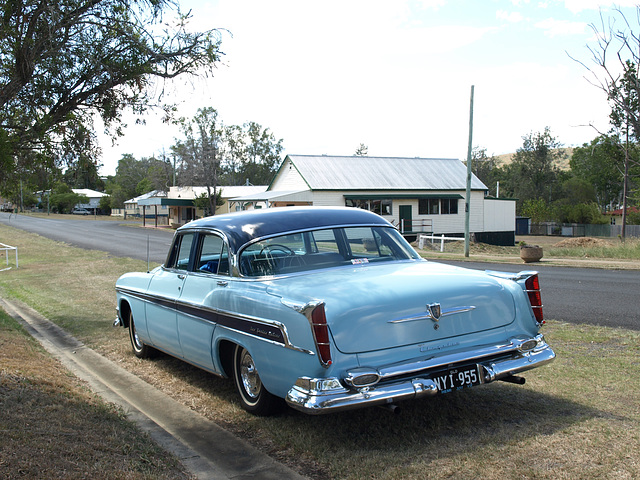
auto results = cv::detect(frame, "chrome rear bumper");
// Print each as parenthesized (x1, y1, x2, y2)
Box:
(286, 336, 555, 414)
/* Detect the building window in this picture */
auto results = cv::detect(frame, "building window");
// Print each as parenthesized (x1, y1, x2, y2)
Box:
(418, 199, 439, 215)
(346, 198, 392, 216)
(441, 198, 458, 215)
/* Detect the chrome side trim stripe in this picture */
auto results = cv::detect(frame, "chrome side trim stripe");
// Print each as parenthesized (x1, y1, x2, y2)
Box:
(116, 286, 313, 355)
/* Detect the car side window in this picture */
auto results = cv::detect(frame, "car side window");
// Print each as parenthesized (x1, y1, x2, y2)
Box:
(167, 233, 195, 271)
(196, 234, 229, 275)
(218, 243, 230, 275)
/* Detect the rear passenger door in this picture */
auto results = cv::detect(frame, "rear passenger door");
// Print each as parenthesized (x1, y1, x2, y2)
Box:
(145, 231, 194, 357)
(177, 232, 230, 372)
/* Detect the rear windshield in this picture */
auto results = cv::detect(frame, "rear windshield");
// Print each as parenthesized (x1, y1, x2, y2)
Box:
(239, 226, 420, 277)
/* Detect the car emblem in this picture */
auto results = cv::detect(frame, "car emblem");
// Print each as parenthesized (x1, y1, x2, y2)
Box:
(427, 303, 442, 322)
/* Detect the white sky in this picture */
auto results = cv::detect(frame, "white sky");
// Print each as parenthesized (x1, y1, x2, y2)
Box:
(98, 0, 640, 176)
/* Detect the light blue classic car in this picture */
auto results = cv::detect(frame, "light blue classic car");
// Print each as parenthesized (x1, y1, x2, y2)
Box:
(114, 206, 555, 415)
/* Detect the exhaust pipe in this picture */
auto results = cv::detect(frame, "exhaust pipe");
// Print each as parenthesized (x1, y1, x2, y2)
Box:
(499, 375, 526, 385)
(379, 403, 401, 414)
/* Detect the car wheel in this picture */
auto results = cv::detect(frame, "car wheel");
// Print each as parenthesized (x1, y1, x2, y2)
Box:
(128, 311, 153, 359)
(232, 345, 280, 415)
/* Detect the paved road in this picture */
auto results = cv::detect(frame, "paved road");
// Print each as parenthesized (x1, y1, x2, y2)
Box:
(1, 212, 173, 264)
(3, 212, 639, 330)
(439, 260, 639, 331)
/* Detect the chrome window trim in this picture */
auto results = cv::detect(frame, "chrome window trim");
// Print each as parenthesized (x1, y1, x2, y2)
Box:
(236, 224, 420, 279)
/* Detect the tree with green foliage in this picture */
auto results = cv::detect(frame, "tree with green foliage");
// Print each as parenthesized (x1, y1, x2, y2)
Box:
(62, 124, 105, 190)
(217, 121, 283, 186)
(49, 183, 88, 214)
(0, 0, 223, 198)
(469, 147, 501, 197)
(628, 208, 640, 225)
(174, 109, 284, 210)
(239, 122, 283, 185)
(98, 195, 112, 215)
(194, 191, 224, 216)
(502, 128, 565, 211)
(104, 154, 172, 208)
(174, 107, 222, 215)
(354, 144, 368, 156)
(570, 135, 631, 209)
(553, 202, 607, 225)
(574, 6, 640, 235)
(521, 198, 551, 224)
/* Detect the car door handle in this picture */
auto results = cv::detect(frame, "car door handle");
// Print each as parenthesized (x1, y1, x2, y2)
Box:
(217, 280, 228, 287)
(177, 274, 186, 280)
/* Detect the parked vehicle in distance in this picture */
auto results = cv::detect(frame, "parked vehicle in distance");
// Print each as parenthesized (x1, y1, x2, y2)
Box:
(114, 207, 555, 415)
(72, 208, 90, 215)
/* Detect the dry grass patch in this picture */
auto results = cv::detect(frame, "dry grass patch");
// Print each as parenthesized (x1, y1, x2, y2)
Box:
(1, 223, 640, 479)
(0, 309, 191, 479)
(120, 323, 639, 480)
(548, 237, 640, 260)
(553, 237, 613, 248)
(416, 235, 640, 263)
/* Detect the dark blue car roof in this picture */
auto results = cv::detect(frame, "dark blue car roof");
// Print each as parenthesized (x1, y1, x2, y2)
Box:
(179, 206, 392, 252)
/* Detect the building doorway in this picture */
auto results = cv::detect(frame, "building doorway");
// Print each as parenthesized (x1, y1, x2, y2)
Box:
(399, 205, 412, 233)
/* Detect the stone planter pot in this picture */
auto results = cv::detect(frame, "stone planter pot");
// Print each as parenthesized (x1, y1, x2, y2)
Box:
(520, 245, 543, 263)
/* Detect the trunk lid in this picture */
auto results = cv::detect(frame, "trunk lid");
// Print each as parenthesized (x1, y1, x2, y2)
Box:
(267, 260, 516, 354)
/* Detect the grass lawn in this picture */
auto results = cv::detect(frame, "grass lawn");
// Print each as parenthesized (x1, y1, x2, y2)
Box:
(1, 223, 639, 479)
(0, 309, 191, 479)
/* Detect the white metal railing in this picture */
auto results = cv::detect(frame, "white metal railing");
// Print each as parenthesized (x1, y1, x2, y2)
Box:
(0, 242, 18, 270)
(418, 234, 464, 252)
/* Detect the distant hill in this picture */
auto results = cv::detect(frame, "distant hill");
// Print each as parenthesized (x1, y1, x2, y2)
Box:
(494, 148, 573, 171)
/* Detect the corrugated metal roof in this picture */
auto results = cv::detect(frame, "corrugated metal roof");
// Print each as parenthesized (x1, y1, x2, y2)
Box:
(286, 155, 487, 191)
(230, 190, 313, 202)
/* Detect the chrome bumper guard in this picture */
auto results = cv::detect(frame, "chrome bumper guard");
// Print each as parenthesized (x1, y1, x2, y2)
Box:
(286, 335, 555, 415)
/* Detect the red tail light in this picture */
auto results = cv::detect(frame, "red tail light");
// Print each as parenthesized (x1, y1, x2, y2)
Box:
(310, 304, 332, 367)
(525, 274, 544, 325)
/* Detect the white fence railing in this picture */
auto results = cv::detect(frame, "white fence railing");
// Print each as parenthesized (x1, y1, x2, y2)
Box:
(0, 242, 18, 270)
(418, 234, 465, 252)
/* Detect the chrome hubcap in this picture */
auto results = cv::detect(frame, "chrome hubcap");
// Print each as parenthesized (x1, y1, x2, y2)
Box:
(239, 350, 261, 399)
(132, 328, 141, 348)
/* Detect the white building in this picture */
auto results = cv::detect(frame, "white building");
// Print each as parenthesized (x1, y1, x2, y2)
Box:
(231, 155, 516, 245)
(122, 190, 168, 218)
(72, 188, 109, 213)
(142, 185, 268, 227)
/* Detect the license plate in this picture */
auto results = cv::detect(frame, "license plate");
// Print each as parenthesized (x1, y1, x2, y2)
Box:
(431, 365, 482, 394)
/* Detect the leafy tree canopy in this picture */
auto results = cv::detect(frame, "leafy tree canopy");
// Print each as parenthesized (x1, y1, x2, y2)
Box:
(0, 0, 223, 197)
(469, 147, 501, 197)
(501, 127, 565, 211)
(104, 153, 172, 208)
(354, 144, 368, 156)
(172, 107, 284, 214)
(48, 182, 88, 213)
(570, 135, 633, 208)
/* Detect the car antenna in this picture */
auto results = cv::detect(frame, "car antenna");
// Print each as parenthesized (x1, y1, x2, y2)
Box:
(147, 235, 150, 273)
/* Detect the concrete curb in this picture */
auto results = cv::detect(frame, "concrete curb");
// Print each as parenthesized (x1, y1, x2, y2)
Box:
(0, 297, 307, 480)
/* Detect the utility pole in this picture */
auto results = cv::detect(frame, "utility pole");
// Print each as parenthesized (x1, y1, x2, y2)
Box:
(464, 85, 475, 257)
(622, 121, 629, 240)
